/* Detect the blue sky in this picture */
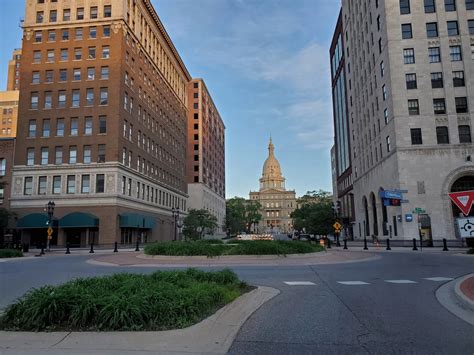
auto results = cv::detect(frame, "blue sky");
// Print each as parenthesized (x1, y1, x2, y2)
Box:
(0, 0, 339, 198)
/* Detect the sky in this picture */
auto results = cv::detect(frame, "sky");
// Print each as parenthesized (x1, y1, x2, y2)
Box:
(0, 0, 340, 199)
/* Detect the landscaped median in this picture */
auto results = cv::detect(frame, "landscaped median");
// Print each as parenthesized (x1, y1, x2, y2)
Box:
(0, 249, 23, 258)
(143, 240, 324, 257)
(0, 269, 251, 331)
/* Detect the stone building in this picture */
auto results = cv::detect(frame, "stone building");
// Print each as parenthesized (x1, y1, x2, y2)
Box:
(0, 91, 19, 138)
(249, 138, 296, 233)
(331, 0, 474, 242)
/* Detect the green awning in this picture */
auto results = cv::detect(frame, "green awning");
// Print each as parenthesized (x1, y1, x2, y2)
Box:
(119, 213, 155, 229)
(17, 213, 49, 229)
(59, 212, 99, 228)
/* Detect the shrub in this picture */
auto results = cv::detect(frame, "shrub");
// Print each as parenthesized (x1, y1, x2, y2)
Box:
(467, 248, 474, 255)
(0, 269, 248, 331)
(0, 249, 23, 258)
(144, 241, 226, 257)
(198, 239, 224, 244)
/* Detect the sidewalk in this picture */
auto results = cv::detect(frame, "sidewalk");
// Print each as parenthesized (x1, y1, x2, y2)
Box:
(436, 273, 474, 326)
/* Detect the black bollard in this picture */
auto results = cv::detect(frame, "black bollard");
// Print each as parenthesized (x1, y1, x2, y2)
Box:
(363, 237, 368, 250)
(114, 241, 118, 253)
(40, 243, 45, 255)
(442, 238, 449, 251)
(386, 238, 391, 250)
(412, 238, 418, 251)
(135, 240, 140, 252)
(336, 233, 341, 247)
(65, 242, 71, 254)
(89, 243, 95, 253)
(343, 239, 348, 250)
(327, 238, 331, 249)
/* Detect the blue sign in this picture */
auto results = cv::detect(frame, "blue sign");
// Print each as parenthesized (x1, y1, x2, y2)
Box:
(380, 190, 403, 199)
(405, 214, 413, 222)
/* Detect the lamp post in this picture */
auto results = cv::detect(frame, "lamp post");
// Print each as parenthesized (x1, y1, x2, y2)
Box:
(171, 207, 179, 241)
(45, 201, 55, 251)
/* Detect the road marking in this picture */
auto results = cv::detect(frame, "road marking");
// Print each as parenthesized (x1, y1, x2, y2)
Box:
(284, 281, 316, 286)
(337, 281, 370, 285)
(424, 277, 454, 282)
(385, 279, 417, 284)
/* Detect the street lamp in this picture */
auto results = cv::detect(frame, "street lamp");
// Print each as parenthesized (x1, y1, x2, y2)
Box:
(45, 201, 55, 251)
(171, 207, 180, 241)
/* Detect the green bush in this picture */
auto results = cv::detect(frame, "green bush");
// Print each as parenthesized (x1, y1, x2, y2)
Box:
(467, 248, 474, 255)
(198, 239, 224, 244)
(144, 241, 226, 257)
(0, 249, 23, 258)
(0, 269, 249, 331)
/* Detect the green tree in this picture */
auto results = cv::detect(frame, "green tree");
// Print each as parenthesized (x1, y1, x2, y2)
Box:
(244, 200, 262, 233)
(182, 209, 218, 240)
(291, 190, 333, 235)
(225, 198, 263, 235)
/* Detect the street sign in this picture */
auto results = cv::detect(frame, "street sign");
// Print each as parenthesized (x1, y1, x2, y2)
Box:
(457, 217, 474, 238)
(47, 226, 53, 240)
(412, 207, 426, 214)
(379, 190, 403, 199)
(333, 222, 342, 231)
(405, 214, 413, 222)
(448, 190, 474, 216)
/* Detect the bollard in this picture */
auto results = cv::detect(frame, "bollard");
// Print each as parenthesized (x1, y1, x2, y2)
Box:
(40, 244, 45, 255)
(114, 241, 118, 253)
(65, 242, 71, 254)
(89, 243, 95, 253)
(343, 239, 348, 250)
(363, 237, 368, 250)
(386, 238, 391, 250)
(442, 238, 449, 251)
(327, 238, 331, 249)
(135, 240, 140, 252)
(412, 238, 418, 251)
(336, 233, 341, 247)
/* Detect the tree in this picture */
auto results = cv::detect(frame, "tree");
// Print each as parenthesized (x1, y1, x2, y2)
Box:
(291, 190, 333, 235)
(225, 198, 263, 235)
(244, 200, 262, 233)
(182, 209, 218, 240)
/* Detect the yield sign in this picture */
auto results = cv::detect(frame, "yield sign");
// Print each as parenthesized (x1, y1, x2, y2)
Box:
(448, 190, 474, 216)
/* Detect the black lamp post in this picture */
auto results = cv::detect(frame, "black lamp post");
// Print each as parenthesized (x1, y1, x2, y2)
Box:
(172, 207, 180, 241)
(45, 201, 55, 251)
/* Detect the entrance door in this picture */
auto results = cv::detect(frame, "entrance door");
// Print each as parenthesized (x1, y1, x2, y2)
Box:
(419, 214, 432, 246)
(65, 229, 82, 247)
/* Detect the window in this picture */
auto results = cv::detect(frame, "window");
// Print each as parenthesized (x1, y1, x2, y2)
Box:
(42, 119, 50, 137)
(88, 46, 96, 59)
(400, 0, 410, 14)
(436, 126, 450, 144)
(77, 7, 84, 20)
(47, 50, 54, 62)
(35, 31, 42, 43)
(74, 48, 82, 60)
(429, 47, 441, 63)
(455, 97, 468, 113)
(33, 51, 41, 63)
(102, 46, 110, 59)
(103, 25, 110, 37)
(89, 27, 97, 39)
(452, 71, 465, 87)
(450, 46, 462, 61)
(56, 118, 64, 136)
(104, 5, 112, 17)
(0, 159, 6, 176)
(70, 118, 78, 136)
(98, 144, 106, 163)
(41, 147, 48, 165)
(424, 0, 436, 12)
(83, 117, 92, 135)
(411, 128, 423, 145)
(30, 93, 39, 109)
(99, 116, 107, 133)
(81, 175, 90, 193)
(426, 23, 438, 38)
(27, 148, 35, 165)
(67, 175, 76, 194)
(53, 176, 61, 194)
(431, 72, 443, 88)
(90, 6, 98, 19)
(380, 61, 384, 77)
(445, 0, 456, 11)
(83, 145, 92, 164)
(100, 88, 108, 105)
(408, 99, 420, 115)
(32, 71, 40, 84)
(96, 174, 105, 193)
(87, 67, 95, 80)
(45, 70, 53, 83)
(48, 30, 56, 41)
(472, 45, 474, 60)
(447, 21, 459, 36)
(86, 88, 94, 105)
(406, 73, 417, 89)
(24, 177, 33, 195)
(60, 48, 68, 61)
(467, 0, 474, 10)
(63, 9, 71, 21)
(386, 136, 391, 152)
(50, 10, 57, 22)
(101, 66, 109, 79)
(401, 24, 412, 39)
(36, 11, 44, 23)
(62, 29, 69, 41)
(459, 125, 472, 143)
(384, 108, 389, 124)
(38, 176, 47, 195)
(72, 89, 80, 107)
(28, 120, 37, 137)
(75, 28, 83, 40)
(433, 98, 446, 114)
(44, 91, 52, 109)
(382, 85, 387, 100)
(69, 146, 77, 164)
(58, 90, 66, 107)
(55, 146, 63, 164)
(404, 48, 415, 64)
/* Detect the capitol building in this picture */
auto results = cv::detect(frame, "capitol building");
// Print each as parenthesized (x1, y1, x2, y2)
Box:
(249, 138, 296, 233)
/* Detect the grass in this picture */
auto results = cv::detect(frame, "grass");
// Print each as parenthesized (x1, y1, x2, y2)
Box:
(144, 240, 324, 257)
(0, 249, 23, 258)
(0, 269, 249, 332)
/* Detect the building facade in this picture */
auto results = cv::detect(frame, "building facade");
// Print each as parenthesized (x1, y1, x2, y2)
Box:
(12, 0, 192, 247)
(335, 0, 474, 242)
(0, 91, 19, 138)
(249, 138, 296, 233)
(186, 79, 226, 234)
(7, 49, 22, 91)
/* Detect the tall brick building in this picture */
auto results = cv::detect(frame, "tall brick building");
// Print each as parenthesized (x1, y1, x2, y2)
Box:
(12, 0, 192, 247)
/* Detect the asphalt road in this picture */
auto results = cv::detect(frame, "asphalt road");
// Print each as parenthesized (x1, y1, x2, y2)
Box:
(1, 251, 473, 354)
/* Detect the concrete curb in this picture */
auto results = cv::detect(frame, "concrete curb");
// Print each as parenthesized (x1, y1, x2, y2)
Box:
(0, 286, 280, 354)
(436, 274, 474, 326)
(454, 274, 474, 310)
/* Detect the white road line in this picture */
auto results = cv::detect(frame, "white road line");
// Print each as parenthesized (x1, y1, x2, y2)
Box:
(385, 279, 417, 284)
(284, 281, 316, 286)
(424, 277, 454, 282)
(337, 281, 370, 285)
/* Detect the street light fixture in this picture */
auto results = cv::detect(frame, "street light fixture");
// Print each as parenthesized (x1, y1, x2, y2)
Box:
(45, 201, 55, 251)
(171, 207, 180, 241)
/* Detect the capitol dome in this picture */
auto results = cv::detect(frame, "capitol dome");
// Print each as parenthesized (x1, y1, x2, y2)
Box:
(259, 138, 286, 191)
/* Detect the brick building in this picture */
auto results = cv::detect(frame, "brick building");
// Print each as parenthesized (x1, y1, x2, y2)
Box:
(7, 49, 22, 91)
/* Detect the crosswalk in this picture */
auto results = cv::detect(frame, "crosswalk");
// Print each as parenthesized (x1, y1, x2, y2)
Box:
(283, 277, 454, 286)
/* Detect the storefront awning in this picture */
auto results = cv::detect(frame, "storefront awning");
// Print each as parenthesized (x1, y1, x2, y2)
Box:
(17, 213, 49, 229)
(119, 213, 155, 229)
(59, 212, 99, 228)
